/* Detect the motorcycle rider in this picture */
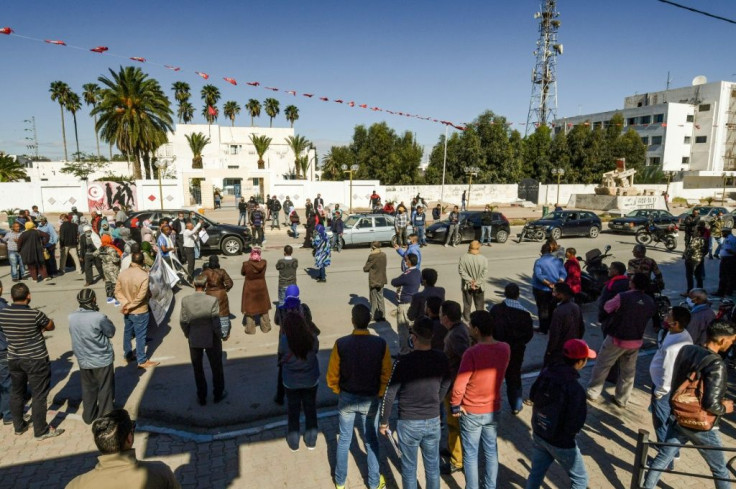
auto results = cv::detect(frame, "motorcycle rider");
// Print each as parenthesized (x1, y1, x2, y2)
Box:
(628, 244, 665, 329)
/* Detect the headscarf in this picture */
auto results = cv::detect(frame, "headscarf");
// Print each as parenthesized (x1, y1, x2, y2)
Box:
(288, 206, 295, 216)
(24, 221, 35, 230)
(76, 288, 99, 311)
(283, 284, 301, 309)
(249, 247, 262, 262)
(208, 255, 220, 269)
(101, 234, 123, 256)
(315, 224, 327, 240)
(141, 241, 154, 257)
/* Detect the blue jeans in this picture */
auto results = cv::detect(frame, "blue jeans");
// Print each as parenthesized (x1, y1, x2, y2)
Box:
(526, 434, 588, 489)
(123, 312, 150, 365)
(711, 236, 723, 258)
(650, 390, 679, 458)
(460, 411, 499, 489)
(334, 393, 381, 488)
(0, 353, 10, 422)
(644, 424, 731, 489)
(415, 226, 426, 245)
(8, 251, 25, 280)
(291, 222, 299, 238)
(397, 416, 441, 489)
(238, 211, 247, 226)
(481, 225, 493, 244)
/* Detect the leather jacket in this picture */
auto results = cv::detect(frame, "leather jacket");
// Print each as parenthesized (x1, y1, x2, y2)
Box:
(672, 344, 729, 421)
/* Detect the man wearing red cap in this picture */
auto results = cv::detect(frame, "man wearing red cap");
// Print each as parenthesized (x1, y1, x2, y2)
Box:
(526, 339, 595, 489)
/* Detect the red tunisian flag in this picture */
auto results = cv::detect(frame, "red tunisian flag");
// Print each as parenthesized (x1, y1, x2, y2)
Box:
(319, 97, 328, 101)
(246, 81, 260, 86)
(90, 46, 108, 53)
(195, 72, 209, 80)
(285, 90, 296, 96)
(130, 57, 146, 63)
(45, 40, 66, 45)
(224, 77, 237, 85)
(348, 101, 355, 107)
(265, 87, 279, 91)
(359, 104, 367, 109)
(165, 65, 181, 71)
(208, 105, 218, 117)
(334, 99, 344, 103)
(0, 27, 14, 35)
(303, 93, 314, 98)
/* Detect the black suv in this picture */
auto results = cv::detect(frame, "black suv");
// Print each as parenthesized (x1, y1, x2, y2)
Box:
(124, 209, 252, 255)
(425, 211, 511, 245)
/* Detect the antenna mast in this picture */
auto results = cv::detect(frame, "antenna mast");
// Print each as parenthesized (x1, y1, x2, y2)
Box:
(24, 116, 39, 160)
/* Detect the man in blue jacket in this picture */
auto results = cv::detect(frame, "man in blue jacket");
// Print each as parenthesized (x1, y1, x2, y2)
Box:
(391, 253, 422, 354)
(394, 234, 421, 272)
(532, 242, 567, 334)
(412, 205, 428, 247)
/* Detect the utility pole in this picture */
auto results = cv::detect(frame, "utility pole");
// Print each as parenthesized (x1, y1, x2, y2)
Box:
(23, 117, 39, 160)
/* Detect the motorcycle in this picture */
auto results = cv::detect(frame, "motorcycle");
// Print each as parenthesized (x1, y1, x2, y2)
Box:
(517, 222, 546, 243)
(635, 222, 678, 251)
(578, 245, 612, 303)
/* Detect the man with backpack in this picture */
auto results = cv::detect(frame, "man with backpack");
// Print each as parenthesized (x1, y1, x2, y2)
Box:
(270, 196, 282, 230)
(643, 319, 736, 489)
(526, 339, 595, 489)
(250, 205, 266, 246)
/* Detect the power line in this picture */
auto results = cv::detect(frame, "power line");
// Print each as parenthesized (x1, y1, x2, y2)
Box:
(656, 0, 736, 25)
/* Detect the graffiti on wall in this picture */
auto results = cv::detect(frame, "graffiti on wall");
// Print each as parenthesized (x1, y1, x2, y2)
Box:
(87, 181, 137, 211)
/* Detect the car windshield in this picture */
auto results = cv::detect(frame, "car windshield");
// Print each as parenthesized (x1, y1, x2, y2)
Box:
(626, 210, 650, 217)
(541, 212, 566, 220)
(344, 216, 361, 227)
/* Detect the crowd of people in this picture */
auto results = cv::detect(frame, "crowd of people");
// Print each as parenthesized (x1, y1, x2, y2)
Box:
(0, 198, 735, 489)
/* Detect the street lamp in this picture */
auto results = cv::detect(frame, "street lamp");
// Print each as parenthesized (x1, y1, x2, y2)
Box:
(342, 163, 359, 213)
(464, 166, 480, 210)
(722, 172, 729, 206)
(155, 156, 176, 210)
(551, 168, 565, 206)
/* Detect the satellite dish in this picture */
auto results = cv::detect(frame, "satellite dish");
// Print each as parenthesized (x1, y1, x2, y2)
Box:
(692, 75, 707, 86)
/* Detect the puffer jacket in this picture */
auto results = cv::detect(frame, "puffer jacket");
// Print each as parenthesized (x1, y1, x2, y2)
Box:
(671, 344, 729, 423)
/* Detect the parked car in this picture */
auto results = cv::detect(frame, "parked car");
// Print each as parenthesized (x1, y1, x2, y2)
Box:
(677, 206, 733, 228)
(425, 211, 511, 245)
(328, 213, 406, 248)
(527, 210, 602, 240)
(0, 229, 7, 261)
(608, 209, 677, 233)
(124, 209, 252, 255)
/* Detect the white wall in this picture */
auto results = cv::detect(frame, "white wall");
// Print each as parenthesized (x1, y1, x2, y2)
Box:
(385, 185, 519, 206)
(134, 180, 185, 210)
(269, 180, 383, 210)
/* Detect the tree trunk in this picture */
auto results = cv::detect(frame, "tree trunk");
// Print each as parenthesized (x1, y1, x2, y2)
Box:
(294, 159, 300, 179)
(132, 151, 142, 180)
(72, 112, 80, 161)
(93, 114, 101, 160)
(251, 115, 254, 127)
(257, 158, 264, 170)
(59, 104, 68, 161)
(269, 118, 273, 128)
(142, 152, 152, 179)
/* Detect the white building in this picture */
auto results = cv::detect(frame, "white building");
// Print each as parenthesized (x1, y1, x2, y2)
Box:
(554, 79, 736, 189)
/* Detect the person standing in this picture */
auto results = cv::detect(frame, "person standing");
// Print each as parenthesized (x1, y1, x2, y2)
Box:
(180, 275, 226, 406)
(379, 317, 452, 489)
(715, 227, 736, 297)
(459, 241, 487, 324)
(171, 211, 189, 264)
(275, 245, 298, 306)
(327, 304, 392, 489)
(95, 235, 122, 305)
(237, 197, 248, 226)
(686, 289, 715, 346)
(250, 204, 266, 246)
(270, 195, 282, 230)
(288, 207, 300, 240)
(58, 214, 82, 275)
(683, 223, 706, 295)
(0, 282, 11, 426)
(18, 221, 50, 282)
(313, 193, 324, 212)
(283, 196, 293, 222)
(408, 268, 446, 322)
(0, 283, 64, 440)
(526, 339, 595, 489)
(181, 220, 202, 280)
(682, 208, 700, 248)
(394, 205, 409, 247)
(37, 216, 59, 277)
(586, 273, 656, 407)
(490, 283, 534, 414)
(391, 254, 422, 354)
(330, 211, 344, 252)
(395, 233, 422, 271)
(709, 211, 724, 259)
(461, 190, 467, 211)
(363, 241, 388, 322)
(202, 255, 234, 340)
(643, 320, 736, 488)
(2, 221, 26, 281)
(532, 242, 567, 335)
(312, 224, 331, 283)
(451, 310, 510, 489)
(370, 190, 381, 210)
(80, 225, 104, 286)
(412, 205, 427, 247)
(480, 205, 494, 246)
(444, 206, 460, 247)
(241, 247, 272, 334)
(68, 289, 116, 424)
(114, 252, 159, 370)
(597, 261, 629, 324)
(544, 283, 585, 367)
(564, 248, 582, 297)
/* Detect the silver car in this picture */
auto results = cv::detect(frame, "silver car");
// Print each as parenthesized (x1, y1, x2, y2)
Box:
(329, 213, 408, 247)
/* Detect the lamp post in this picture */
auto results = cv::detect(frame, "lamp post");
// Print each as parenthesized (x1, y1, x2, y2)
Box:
(154, 156, 175, 210)
(551, 168, 565, 206)
(464, 166, 480, 210)
(722, 172, 729, 206)
(342, 163, 359, 214)
(664, 171, 675, 211)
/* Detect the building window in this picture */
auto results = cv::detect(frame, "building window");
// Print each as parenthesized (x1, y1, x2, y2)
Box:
(698, 104, 711, 112)
(227, 165, 239, 169)
(641, 136, 649, 145)
(653, 114, 664, 123)
(686, 114, 694, 122)
(229, 145, 241, 155)
(640, 115, 652, 124)
(252, 178, 260, 186)
(682, 157, 690, 164)
(684, 136, 691, 144)
(651, 136, 663, 145)
(627, 117, 636, 126)
(593, 121, 602, 129)
(648, 157, 661, 166)
(695, 136, 707, 144)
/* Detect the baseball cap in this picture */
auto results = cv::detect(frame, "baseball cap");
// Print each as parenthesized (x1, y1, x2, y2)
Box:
(563, 339, 596, 360)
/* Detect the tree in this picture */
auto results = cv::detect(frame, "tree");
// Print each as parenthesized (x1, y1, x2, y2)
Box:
(200, 84, 221, 126)
(171, 81, 191, 123)
(178, 101, 194, 124)
(284, 105, 299, 128)
(245, 99, 261, 126)
(349, 122, 422, 184)
(223, 101, 241, 126)
(184, 132, 210, 169)
(264, 98, 280, 128)
(321, 146, 353, 181)
(0, 153, 28, 182)
(49, 81, 71, 161)
(616, 128, 647, 173)
(66, 91, 82, 161)
(549, 129, 571, 178)
(285, 134, 311, 179)
(523, 125, 553, 183)
(82, 83, 102, 160)
(249, 134, 272, 170)
(60, 159, 109, 180)
(296, 154, 310, 179)
(92, 66, 174, 180)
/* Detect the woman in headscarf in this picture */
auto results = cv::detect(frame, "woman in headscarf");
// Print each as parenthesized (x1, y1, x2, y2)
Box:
(288, 206, 300, 240)
(18, 221, 50, 282)
(141, 220, 155, 250)
(241, 247, 272, 334)
(94, 234, 122, 304)
(140, 241, 155, 267)
(203, 255, 234, 340)
(312, 224, 331, 283)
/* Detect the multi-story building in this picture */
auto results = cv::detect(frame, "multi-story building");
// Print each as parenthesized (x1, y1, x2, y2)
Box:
(554, 80, 736, 188)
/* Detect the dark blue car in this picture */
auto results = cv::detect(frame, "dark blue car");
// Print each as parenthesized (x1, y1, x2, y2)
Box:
(608, 209, 677, 234)
(529, 210, 602, 240)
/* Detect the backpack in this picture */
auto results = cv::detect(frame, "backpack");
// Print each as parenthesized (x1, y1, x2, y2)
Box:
(530, 372, 567, 441)
(671, 355, 721, 431)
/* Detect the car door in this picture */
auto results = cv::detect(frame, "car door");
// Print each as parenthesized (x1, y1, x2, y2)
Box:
(349, 217, 375, 245)
(561, 212, 579, 235)
(373, 216, 393, 242)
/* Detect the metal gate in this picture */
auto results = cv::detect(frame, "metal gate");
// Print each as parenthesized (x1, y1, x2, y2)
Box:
(518, 178, 540, 203)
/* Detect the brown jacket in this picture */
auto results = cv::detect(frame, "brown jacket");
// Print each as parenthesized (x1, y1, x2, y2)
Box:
(203, 267, 234, 316)
(363, 250, 387, 289)
(241, 259, 271, 315)
(114, 263, 150, 314)
(65, 449, 180, 489)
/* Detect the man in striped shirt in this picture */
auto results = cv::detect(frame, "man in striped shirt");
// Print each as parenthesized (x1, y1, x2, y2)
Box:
(0, 283, 64, 440)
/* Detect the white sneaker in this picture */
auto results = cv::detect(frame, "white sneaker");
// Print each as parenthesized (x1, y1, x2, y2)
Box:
(106, 297, 115, 304)
(114, 300, 121, 307)
(444, 244, 448, 247)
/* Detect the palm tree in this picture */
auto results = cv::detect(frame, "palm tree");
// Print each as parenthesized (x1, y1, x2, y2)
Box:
(285, 134, 311, 179)
(82, 83, 102, 160)
(245, 99, 261, 126)
(0, 153, 28, 182)
(49, 81, 71, 161)
(171, 81, 191, 123)
(66, 91, 82, 161)
(201, 84, 221, 126)
(249, 134, 272, 170)
(284, 105, 299, 128)
(296, 154, 310, 180)
(184, 132, 210, 169)
(223, 101, 241, 127)
(178, 101, 195, 124)
(92, 66, 173, 180)
(264, 98, 280, 128)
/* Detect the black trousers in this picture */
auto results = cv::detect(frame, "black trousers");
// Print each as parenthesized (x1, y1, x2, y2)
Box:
(461, 288, 485, 323)
(80, 364, 115, 424)
(84, 252, 103, 284)
(533, 287, 556, 334)
(286, 385, 318, 449)
(718, 257, 736, 296)
(190, 344, 225, 402)
(9, 357, 50, 437)
(685, 260, 704, 292)
(184, 247, 196, 279)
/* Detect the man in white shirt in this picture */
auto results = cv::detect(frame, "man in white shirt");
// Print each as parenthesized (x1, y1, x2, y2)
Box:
(181, 220, 202, 280)
(649, 306, 692, 462)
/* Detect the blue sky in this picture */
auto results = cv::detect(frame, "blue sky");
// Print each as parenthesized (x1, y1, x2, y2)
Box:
(1, 0, 734, 162)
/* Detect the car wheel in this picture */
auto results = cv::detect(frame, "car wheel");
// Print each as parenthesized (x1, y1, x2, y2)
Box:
(726, 217, 735, 229)
(340, 237, 346, 249)
(494, 229, 509, 244)
(588, 226, 600, 238)
(550, 227, 562, 240)
(220, 236, 244, 255)
(664, 236, 677, 251)
(533, 229, 546, 241)
(390, 235, 398, 247)
(453, 231, 462, 246)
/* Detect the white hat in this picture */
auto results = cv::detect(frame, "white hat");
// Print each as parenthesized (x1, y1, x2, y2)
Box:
(83, 225, 92, 232)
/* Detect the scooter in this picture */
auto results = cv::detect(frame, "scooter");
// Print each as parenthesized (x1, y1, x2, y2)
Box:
(517, 222, 546, 243)
(635, 222, 678, 251)
(578, 245, 613, 303)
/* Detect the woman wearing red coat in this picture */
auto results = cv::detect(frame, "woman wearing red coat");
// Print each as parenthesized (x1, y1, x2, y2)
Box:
(564, 247, 582, 295)
(241, 247, 272, 335)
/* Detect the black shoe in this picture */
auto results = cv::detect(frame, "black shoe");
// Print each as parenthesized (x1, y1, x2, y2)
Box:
(198, 397, 207, 406)
(125, 352, 136, 363)
(440, 462, 462, 475)
(214, 391, 228, 404)
(14, 422, 29, 435)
